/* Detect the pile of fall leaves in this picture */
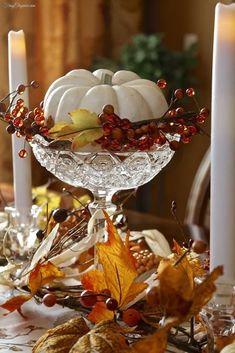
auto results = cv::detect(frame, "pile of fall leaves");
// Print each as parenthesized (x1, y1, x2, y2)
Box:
(0, 212, 225, 353)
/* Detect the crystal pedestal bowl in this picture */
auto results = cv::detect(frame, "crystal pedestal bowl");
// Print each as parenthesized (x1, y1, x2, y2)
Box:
(31, 134, 178, 215)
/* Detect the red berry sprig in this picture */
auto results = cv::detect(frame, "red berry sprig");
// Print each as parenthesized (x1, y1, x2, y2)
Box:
(95, 82, 208, 152)
(0, 81, 50, 158)
(42, 293, 57, 307)
(122, 308, 141, 326)
(79, 288, 120, 313)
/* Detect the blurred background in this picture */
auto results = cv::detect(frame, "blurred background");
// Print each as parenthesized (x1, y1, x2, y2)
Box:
(0, 0, 232, 222)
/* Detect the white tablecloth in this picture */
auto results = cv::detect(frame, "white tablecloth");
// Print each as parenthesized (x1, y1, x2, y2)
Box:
(0, 286, 184, 353)
(0, 286, 76, 352)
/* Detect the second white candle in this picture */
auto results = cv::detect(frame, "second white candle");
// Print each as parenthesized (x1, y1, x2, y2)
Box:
(8, 30, 32, 219)
(210, 3, 235, 283)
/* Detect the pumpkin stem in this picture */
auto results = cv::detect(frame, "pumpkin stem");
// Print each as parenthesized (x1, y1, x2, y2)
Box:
(101, 73, 112, 85)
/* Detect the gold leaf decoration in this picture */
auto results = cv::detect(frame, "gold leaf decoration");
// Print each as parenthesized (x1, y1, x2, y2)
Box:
(71, 128, 103, 150)
(48, 109, 102, 148)
(70, 320, 129, 353)
(32, 316, 89, 353)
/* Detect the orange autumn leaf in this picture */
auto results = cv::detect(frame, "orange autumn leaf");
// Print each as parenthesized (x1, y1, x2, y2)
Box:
(172, 239, 183, 255)
(87, 302, 114, 323)
(29, 261, 65, 294)
(81, 212, 147, 323)
(0, 294, 32, 317)
(81, 269, 106, 293)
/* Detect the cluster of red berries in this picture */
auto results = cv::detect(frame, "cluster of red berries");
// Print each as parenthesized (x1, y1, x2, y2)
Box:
(95, 83, 208, 152)
(96, 104, 165, 151)
(42, 289, 141, 326)
(80, 289, 118, 310)
(0, 81, 49, 158)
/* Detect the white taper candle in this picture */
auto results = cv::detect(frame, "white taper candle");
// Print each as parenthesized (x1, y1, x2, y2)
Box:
(8, 30, 32, 219)
(211, 3, 235, 283)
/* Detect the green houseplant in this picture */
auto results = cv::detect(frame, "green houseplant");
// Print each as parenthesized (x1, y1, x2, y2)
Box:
(92, 33, 198, 93)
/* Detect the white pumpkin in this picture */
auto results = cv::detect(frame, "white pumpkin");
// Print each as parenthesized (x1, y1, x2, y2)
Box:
(43, 69, 168, 123)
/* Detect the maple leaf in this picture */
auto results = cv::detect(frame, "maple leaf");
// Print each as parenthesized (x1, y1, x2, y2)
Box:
(81, 211, 147, 323)
(32, 316, 90, 353)
(155, 262, 223, 324)
(28, 261, 65, 294)
(48, 109, 102, 149)
(0, 294, 32, 317)
(70, 320, 129, 353)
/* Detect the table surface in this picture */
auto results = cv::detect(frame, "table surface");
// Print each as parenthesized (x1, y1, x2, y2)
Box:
(0, 287, 78, 352)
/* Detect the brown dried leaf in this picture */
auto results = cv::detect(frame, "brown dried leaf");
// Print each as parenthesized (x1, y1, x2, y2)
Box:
(32, 316, 89, 353)
(70, 320, 129, 353)
(189, 266, 224, 318)
(157, 257, 194, 318)
(129, 325, 169, 353)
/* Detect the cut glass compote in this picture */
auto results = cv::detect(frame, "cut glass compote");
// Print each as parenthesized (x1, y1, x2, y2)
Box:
(31, 134, 178, 217)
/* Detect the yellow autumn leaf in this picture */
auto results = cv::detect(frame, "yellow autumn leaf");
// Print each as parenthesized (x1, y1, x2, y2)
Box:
(69, 109, 100, 127)
(49, 124, 84, 140)
(80, 269, 106, 293)
(87, 302, 114, 323)
(48, 109, 102, 148)
(153, 263, 223, 324)
(32, 185, 61, 228)
(71, 128, 103, 150)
